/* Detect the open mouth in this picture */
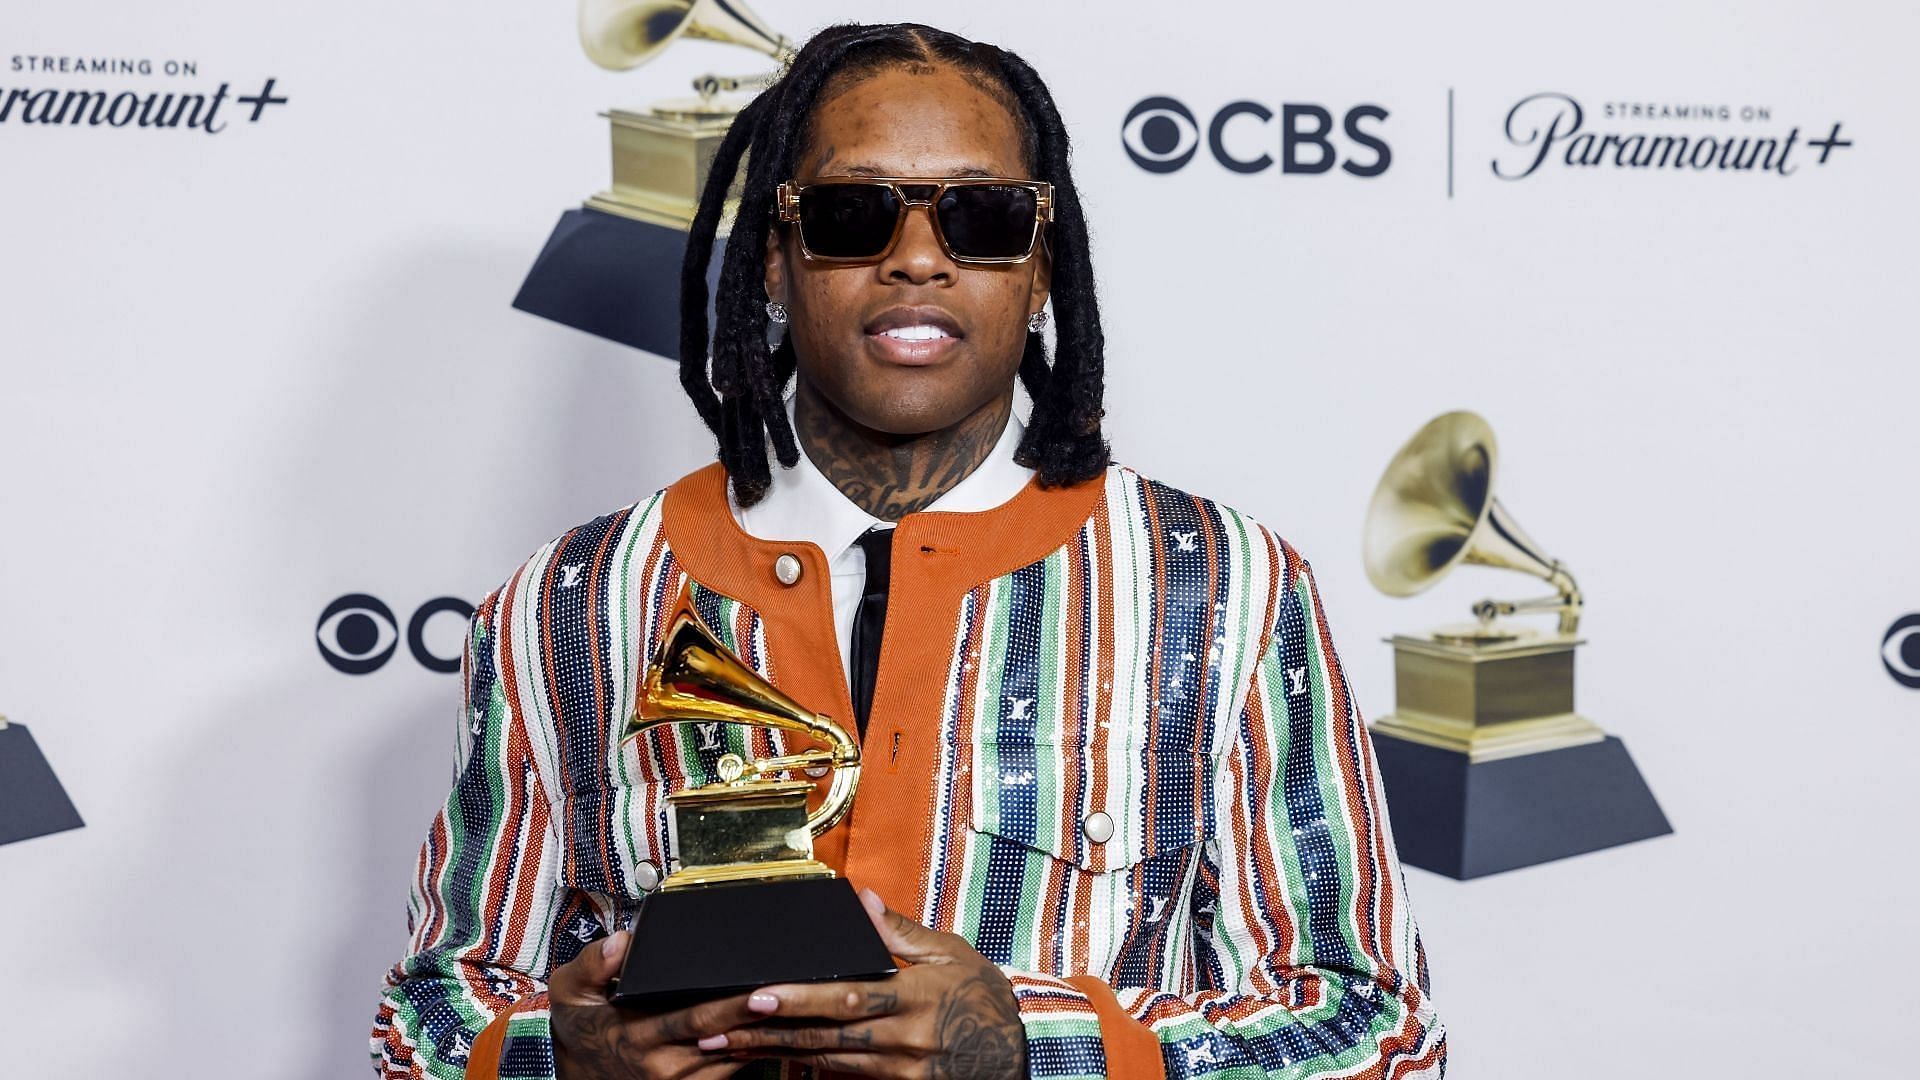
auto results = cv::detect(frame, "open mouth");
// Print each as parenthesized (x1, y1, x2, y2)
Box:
(864, 306, 964, 366)
(876, 325, 952, 342)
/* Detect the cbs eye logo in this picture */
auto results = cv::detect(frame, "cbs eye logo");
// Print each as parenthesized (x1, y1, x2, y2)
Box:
(1884, 614, 1920, 689)
(1121, 95, 1391, 176)
(317, 594, 474, 675)
(1122, 97, 1202, 173)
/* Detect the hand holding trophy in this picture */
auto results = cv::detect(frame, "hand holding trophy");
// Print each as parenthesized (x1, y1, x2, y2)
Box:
(612, 606, 897, 1009)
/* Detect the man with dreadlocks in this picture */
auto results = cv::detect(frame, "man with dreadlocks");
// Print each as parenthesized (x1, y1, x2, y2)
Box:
(374, 20, 1444, 1080)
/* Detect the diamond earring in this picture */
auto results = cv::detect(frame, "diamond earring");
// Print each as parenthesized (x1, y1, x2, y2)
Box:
(1027, 309, 1049, 333)
(765, 300, 788, 324)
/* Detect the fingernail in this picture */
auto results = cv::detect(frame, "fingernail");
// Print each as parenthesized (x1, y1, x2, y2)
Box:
(698, 1034, 728, 1051)
(860, 888, 886, 916)
(600, 936, 619, 961)
(749, 992, 779, 1013)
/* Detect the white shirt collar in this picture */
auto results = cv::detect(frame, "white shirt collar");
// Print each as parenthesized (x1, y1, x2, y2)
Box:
(730, 394, 1035, 562)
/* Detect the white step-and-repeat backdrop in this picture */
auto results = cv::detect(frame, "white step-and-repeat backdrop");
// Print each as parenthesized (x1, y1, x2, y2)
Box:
(3, 1, 1915, 1076)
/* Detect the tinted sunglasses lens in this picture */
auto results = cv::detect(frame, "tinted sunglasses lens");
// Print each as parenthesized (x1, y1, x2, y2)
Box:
(937, 185, 1038, 259)
(797, 184, 900, 257)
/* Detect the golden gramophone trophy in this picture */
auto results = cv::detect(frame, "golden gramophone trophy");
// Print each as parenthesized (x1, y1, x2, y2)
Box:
(577, 0, 795, 230)
(612, 607, 896, 1009)
(1360, 411, 1669, 879)
(513, 0, 795, 357)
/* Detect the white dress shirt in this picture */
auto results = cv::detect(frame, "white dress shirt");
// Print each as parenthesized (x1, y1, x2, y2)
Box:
(729, 396, 1036, 685)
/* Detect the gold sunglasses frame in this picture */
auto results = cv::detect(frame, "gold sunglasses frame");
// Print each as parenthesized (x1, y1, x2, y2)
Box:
(774, 176, 1054, 265)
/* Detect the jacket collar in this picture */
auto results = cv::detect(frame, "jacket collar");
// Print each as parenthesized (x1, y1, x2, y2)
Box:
(729, 396, 1035, 558)
(664, 453, 1104, 623)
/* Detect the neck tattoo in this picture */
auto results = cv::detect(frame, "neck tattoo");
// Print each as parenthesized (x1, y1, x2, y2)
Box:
(795, 385, 1012, 521)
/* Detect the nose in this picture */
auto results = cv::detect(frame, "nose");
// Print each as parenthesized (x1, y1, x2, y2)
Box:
(877, 200, 955, 285)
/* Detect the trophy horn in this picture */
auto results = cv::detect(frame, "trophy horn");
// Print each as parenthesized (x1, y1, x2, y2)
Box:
(1362, 411, 1583, 636)
(578, 0, 795, 72)
(628, 607, 861, 834)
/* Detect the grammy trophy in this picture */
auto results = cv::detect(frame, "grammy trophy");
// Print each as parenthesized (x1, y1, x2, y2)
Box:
(1361, 411, 1671, 879)
(612, 606, 896, 1009)
(514, 0, 796, 356)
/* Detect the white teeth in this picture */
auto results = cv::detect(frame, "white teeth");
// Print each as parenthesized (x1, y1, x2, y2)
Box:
(878, 325, 951, 341)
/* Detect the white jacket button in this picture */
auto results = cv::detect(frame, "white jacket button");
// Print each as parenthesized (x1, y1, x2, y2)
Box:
(1083, 811, 1115, 844)
(633, 859, 662, 892)
(773, 553, 803, 586)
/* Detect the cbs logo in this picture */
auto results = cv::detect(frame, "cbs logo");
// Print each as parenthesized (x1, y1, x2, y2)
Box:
(317, 594, 475, 675)
(1122, 96, 1391, 176)
(1884, 614, 1920, 689)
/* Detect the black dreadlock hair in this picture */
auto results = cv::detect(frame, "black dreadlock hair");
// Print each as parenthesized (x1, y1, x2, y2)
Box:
(677, 21, 1110, 508)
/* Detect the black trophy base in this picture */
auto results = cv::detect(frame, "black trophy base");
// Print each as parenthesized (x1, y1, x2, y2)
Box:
(0, 723, 85, 847)
(614, 876, 898, 1012)
(511, 207, 724, 360)
(1371, 733, 1671, 880)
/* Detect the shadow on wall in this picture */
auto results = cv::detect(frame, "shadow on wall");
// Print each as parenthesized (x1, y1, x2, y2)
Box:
(118, 672, 452, 1080)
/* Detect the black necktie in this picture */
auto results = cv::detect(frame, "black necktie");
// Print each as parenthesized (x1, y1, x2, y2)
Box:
(850, 526, 895, 739)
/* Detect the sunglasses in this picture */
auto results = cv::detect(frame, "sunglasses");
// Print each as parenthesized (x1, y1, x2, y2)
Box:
(774, 176, 1054, 264)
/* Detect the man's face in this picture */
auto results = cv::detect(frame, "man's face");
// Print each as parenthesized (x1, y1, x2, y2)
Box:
(764, 66, 1051, 436)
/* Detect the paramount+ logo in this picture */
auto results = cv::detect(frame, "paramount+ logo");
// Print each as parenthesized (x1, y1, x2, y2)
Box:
(317, 594, 474, 676)
(1121, 96, 1390, 177)
(3, 54, 288, 134)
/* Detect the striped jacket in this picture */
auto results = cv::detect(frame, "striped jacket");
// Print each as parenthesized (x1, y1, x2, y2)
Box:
(372, 462, 1445, 1079)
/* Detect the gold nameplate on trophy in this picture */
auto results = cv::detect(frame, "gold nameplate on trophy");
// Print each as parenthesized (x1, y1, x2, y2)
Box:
(1372, 634, 1603, 763)
(577, 0, 796, 229)
(585, 108, 744, 230)
(611, 606, 895, 1008)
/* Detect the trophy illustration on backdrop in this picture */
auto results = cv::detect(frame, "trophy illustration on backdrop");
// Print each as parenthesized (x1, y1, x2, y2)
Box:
(613, 608, 895, 1008)
(514, 0, 796, 359)
(1361, 411, 1670, 879)
(0, 714, 84, 847)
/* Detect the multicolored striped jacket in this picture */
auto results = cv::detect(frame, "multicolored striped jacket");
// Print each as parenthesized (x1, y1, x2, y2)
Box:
(372, 462, 1446, 1079)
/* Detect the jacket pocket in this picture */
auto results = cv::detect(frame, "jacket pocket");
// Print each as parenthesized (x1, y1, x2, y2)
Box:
(961, 738, 1214, 873)
(948, 738, 1216, 981)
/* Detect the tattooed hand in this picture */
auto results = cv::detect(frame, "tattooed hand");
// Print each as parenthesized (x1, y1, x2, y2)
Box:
(549, 930, 760, 1080)
(698, 887, 1027, 1078)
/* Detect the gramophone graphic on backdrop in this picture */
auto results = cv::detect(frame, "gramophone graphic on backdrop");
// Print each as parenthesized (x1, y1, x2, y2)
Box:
(513, 0, 795, 358)
(1361, 411, 1671, 879)
(0, 715, 84, 847)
